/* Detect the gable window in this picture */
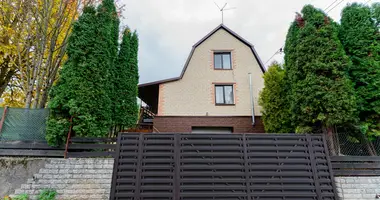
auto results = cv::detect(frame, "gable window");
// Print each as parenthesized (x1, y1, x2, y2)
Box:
(215, 85, 234, 105)
(214, 52, 231, 69)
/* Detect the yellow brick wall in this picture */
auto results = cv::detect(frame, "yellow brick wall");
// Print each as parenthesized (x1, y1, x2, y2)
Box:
(158, 29, 264, 116)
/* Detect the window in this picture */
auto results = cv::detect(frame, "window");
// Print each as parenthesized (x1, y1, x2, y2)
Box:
(215, 85, 234, 105)
(214, 52, 231, 69)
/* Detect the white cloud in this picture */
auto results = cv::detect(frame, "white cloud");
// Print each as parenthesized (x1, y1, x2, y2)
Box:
(119, 0, 378, 83)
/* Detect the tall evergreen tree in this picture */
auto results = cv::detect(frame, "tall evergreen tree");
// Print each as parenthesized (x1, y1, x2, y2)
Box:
(46, 0, 119, 146)
(339, 3, 380, 143)
(114, 29, 139, 128)
(372, 3, 380, 28)
(113, 29, 131, 126)
(126, 31, 139, 127)
(99, 0, 120, 127)
(46, 6, 112, 146)
(284, 5, 357, 154)
(96, 0, 119, 127)
(259, 62, 293, 133)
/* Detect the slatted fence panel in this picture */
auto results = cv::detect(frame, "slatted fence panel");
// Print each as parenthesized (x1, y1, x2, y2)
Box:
(0, 141, 64, 157)
(331, 156, 380, 176)
(67, 137, 116, 158)
(110, 133, 337, 200)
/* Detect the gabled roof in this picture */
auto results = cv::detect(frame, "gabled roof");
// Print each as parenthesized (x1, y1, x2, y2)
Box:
(139, 24, 266, 87)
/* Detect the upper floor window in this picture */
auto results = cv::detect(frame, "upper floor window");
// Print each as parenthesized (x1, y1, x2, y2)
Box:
(214, 52, 231, 70)
(215, 85, 234, 105)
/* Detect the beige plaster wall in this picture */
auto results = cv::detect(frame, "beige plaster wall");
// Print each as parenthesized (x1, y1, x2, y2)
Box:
(158, 29, 264, 116)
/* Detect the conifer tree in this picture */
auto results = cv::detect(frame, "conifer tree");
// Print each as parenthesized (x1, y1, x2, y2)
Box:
(46, 0, 119, 146)
(259, 62, 293, 133)
(99, 0, 120, 127)
(114, 29, 139, 128)
(284, 5, 357, 154)
(339, 3, 380, 146)
(46, 6, 111, 146)
(126, 31, 139, 127)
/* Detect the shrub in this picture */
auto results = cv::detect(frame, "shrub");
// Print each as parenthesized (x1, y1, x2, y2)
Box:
(12, 194, 29, 200)
(37, 189, 57, 200)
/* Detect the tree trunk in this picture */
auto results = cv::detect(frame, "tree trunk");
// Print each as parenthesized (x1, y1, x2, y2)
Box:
(0, 69, 15, 98)
(326, 127, 336, 156)
(39, 87, 48, 108)
(333, 126, 341, 155)
(38, 82, 51, 109)
(33, 67, 47, 108)
(25, 0, 51, 108)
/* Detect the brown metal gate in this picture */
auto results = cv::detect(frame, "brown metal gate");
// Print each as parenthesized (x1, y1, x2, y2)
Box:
(110, 133, 337, 200)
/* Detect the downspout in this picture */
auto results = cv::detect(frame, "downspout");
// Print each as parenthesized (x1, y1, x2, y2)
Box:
(249, 73, 255, 126)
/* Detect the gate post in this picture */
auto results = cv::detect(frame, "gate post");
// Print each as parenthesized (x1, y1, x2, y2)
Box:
(306, 134, 322, 200)
(109, 132, 122, 200)
(322, 134, 339, 200)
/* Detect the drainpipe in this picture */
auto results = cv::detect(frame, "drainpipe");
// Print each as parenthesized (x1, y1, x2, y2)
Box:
(249, 73, 255, 126)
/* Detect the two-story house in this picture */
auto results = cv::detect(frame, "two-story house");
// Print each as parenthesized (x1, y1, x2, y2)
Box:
(138, 24, 266, 133)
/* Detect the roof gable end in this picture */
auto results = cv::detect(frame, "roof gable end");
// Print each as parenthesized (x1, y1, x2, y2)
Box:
(139, 24, 265, 87)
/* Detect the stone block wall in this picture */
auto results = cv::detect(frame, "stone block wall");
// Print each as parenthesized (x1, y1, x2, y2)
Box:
(0, 158, 47, 198)
(0, 158, 114, 200)
(335, 177, 380, 200)
(4, 157, 380, 200)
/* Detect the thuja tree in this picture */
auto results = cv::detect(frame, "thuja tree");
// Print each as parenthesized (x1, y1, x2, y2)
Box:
(100, 0, 120, 128)
(114, 28, 139, 128)
(284, 5, 357, 155)
(46, 0, 118, 146)
(340, 3, 380, 133)
(46, 0, 140, 146)
(339, 3, 380, 154)
(46, 6, 102, 146)
(259, 62, 293, 133)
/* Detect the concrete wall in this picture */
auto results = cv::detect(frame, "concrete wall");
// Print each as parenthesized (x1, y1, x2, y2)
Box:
(335, 177, 380, 200)
(0, 157, 47, 198)
(0, 157, 113, 200)
(158, 28, 264, 117)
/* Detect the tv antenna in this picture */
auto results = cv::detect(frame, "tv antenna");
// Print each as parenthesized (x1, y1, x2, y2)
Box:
(214, 2, 236, 24)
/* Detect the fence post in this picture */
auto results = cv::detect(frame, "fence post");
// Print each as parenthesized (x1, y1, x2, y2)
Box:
(0, 106, 9, 135)
(64, 116, 74, 159)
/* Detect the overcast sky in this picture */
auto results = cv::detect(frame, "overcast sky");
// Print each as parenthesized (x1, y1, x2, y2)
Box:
(119, 0, 378, 84)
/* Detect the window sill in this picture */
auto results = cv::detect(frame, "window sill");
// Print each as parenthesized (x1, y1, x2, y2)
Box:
(215, 104, 235, 106)
(214, 68, 233, 70)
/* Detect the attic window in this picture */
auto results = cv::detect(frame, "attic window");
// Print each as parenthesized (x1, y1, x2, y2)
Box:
(214, 52, 231, 70)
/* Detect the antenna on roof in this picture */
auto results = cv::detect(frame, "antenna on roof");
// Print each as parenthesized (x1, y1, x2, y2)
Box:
(214, 2, 236, 24)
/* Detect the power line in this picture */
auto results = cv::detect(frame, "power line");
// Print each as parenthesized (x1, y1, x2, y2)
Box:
(264, 0, 346, 65)
(264, 47, 283, 64)
(326, 0, 345, 13)
(324, 0, 340, 11)
(365, 0, 372, 5)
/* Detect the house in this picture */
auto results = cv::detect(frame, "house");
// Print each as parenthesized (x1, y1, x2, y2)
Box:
(138, 24, 266, 133)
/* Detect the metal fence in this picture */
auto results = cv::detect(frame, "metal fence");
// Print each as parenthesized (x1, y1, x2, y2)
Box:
(0, 107, 49, 142)
(110, 133, 337, 200)
(329, 132, 380, 156)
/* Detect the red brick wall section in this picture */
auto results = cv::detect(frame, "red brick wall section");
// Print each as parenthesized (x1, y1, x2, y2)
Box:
(153, 116, 265, 133)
